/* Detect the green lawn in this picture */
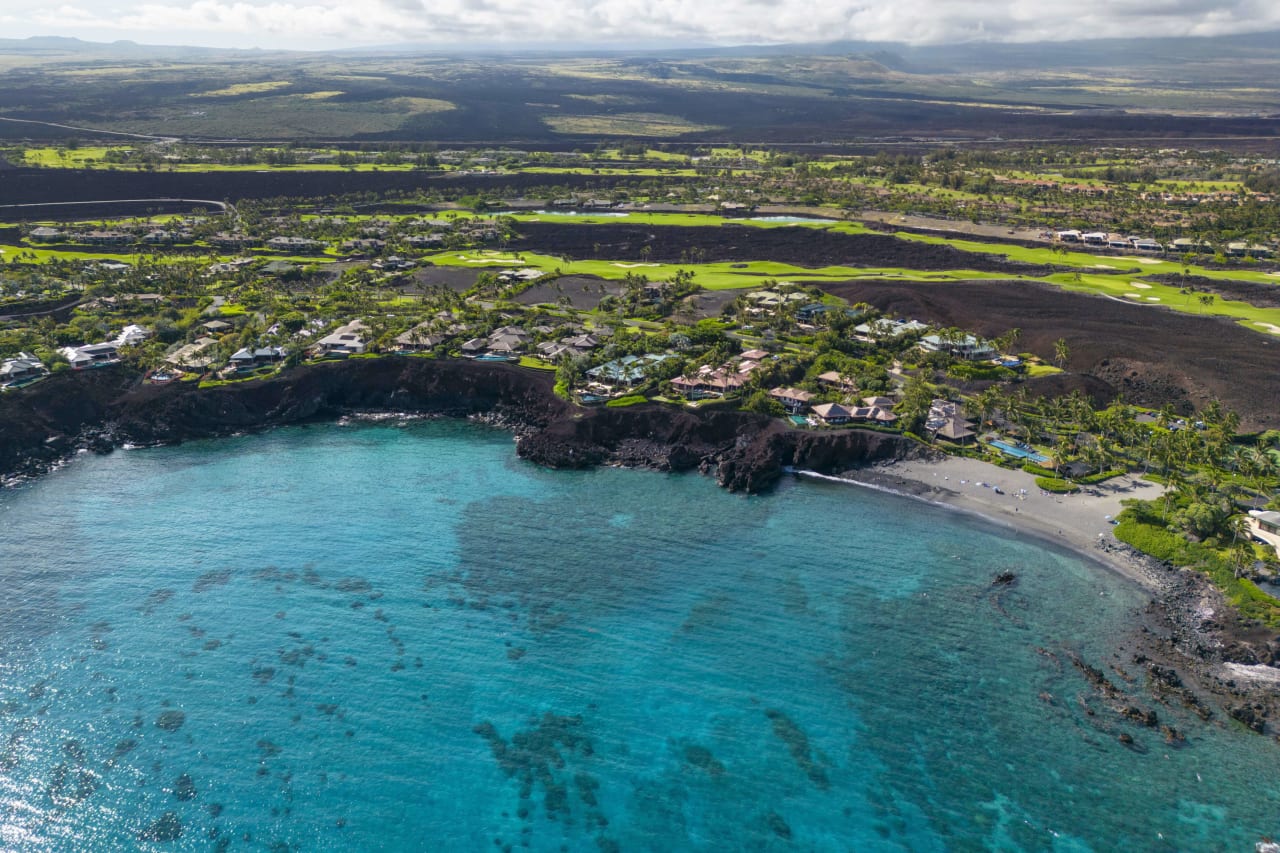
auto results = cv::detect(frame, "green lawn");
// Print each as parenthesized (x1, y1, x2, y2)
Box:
(893, 230, 1280, 284)
(424, 249, 1025, 289)
(499, 211, 864, 231)
(514, 166, 698, 177)
(21, 146, 131, 167)
(1045, 271, 1280, 331)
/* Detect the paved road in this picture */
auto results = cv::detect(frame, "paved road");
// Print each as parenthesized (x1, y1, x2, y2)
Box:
(0, 197, 231, 213)
(0, 116, 175, 143)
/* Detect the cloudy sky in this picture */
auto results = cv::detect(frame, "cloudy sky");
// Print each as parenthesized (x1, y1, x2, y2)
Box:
(4, 0, 1278, 51)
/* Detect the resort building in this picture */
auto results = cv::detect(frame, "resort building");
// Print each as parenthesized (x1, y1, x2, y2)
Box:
(849, 405, 898, 425)
(926, 399, 976, 443)
(586, 354, 672, 389)
(670, 366, 746, 398)
(228, 346, 286, 371)
(266, 236, 325, 253)
(394, 324, 445, 352)
(768, 387, 815, 413)
(115, 325, 152, 347)
(209, 232, 259, 249)
(166, 337, 220, 371)
(919, 333, 997, 361)
(59, 342, 120, 369)
(486, 335, 525, 356)
(315, 320, 369, 356)
(853, 318, 928, 342)
(28, 227, 65, 243)
(0, 353, 48, 387)
(810, 402, 852, 425)
(1255, 511, 1280, 537)
(78, 230, 131, 246)
(817, 371, 856, 392)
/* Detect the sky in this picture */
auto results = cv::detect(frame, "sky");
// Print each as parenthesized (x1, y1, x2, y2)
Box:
(3, 0, 1278, 51)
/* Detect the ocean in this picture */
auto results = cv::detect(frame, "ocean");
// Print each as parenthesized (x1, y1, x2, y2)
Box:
(0, 419, 1276, 851)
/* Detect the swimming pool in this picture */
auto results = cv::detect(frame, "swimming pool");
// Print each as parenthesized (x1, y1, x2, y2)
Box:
(987, 439, 1050, 465)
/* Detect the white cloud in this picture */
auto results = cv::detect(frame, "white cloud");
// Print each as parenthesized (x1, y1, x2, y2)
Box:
(13, 0, 1280, 49)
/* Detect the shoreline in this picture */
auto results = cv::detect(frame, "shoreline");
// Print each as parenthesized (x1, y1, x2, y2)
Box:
(810, 455, 1280, 732)
(822, 455, 1171, 594)
(4, 362, 1279, 733)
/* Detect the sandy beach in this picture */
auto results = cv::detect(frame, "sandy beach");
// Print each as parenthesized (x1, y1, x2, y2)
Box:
(834, 455, 1168, 591)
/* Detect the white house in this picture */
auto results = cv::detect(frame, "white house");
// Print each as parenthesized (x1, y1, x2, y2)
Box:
(315, 320, 369, 356)
(60, 342, 120, 369)
(115, 325, 152, 347)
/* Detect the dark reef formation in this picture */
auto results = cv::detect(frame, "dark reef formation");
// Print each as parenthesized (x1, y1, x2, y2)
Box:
(0, 357, 926, 492)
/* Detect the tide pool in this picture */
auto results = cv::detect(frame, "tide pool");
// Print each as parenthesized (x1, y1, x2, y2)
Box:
(0, 419, 1276, 850)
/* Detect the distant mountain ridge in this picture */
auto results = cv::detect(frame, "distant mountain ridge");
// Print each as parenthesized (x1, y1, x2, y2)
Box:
(2, 31, 1279, 74)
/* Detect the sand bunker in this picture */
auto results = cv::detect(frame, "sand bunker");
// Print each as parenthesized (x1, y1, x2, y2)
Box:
(1093, 264, 1116, 269)
(1134, 258, 1161, 265)
(611, 263, 661, 268)
(1146, 296, 1161, 302)
(1253, 322, 1280, 335)
(1130, 282, 1152, 289)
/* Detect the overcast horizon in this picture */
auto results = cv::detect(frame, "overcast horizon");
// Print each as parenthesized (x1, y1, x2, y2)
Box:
(3, 0, 1279, 53)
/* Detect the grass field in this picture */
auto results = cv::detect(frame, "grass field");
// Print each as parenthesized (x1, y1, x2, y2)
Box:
(894, 230, 1280, 284)
(18, 147, 444, 173)
(1044, 271, 1280, 331)
(91, 95, 457, 139)
(500, 211, 863, 230)
(515, 166, 698, 177)
(542, 113, 721, 137)
(194, 81, 292, 97)
(21, 147, 131, 167)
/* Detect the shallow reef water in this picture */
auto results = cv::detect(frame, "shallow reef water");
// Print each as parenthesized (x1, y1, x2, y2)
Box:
(0, 420, 1278, 850)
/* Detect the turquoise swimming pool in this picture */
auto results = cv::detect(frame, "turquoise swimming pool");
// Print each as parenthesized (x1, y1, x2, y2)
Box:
(988, 439, 1050, 465)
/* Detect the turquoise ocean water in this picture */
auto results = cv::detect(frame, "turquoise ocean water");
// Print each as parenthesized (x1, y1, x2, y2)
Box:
(0, 419, 1277, 851)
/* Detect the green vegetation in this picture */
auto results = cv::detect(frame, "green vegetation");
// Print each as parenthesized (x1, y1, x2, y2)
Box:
(605, 395, 648, 407)
(1116, 511, 1280, 627)
(543, 113, 722, 137)
(1035, 477, 1080, 493)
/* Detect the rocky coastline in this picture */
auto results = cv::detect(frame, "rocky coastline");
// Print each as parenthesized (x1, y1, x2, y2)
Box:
(2, 357, 1277, 739)
(0, 357, 926, 492)
(846, 461, 1280, 742)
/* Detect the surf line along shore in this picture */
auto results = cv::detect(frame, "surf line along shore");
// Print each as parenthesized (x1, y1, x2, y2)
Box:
(805, 454, 1280, 733)
(819, 454, 1166, 592)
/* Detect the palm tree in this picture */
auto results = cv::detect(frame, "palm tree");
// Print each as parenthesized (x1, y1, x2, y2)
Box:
(1228, 516, 1256, 579)
(1163, 468, 1187, 517)
(1053, 337, 1070, 369)
(1070, 389, 1097, 432)
(1053, 435, 1075, 476)
(972, 386, 1003, 430)
(995, 327, 1021, 356)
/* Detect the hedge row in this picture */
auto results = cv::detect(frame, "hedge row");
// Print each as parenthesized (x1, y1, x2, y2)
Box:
(605, 395, 648, 408)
